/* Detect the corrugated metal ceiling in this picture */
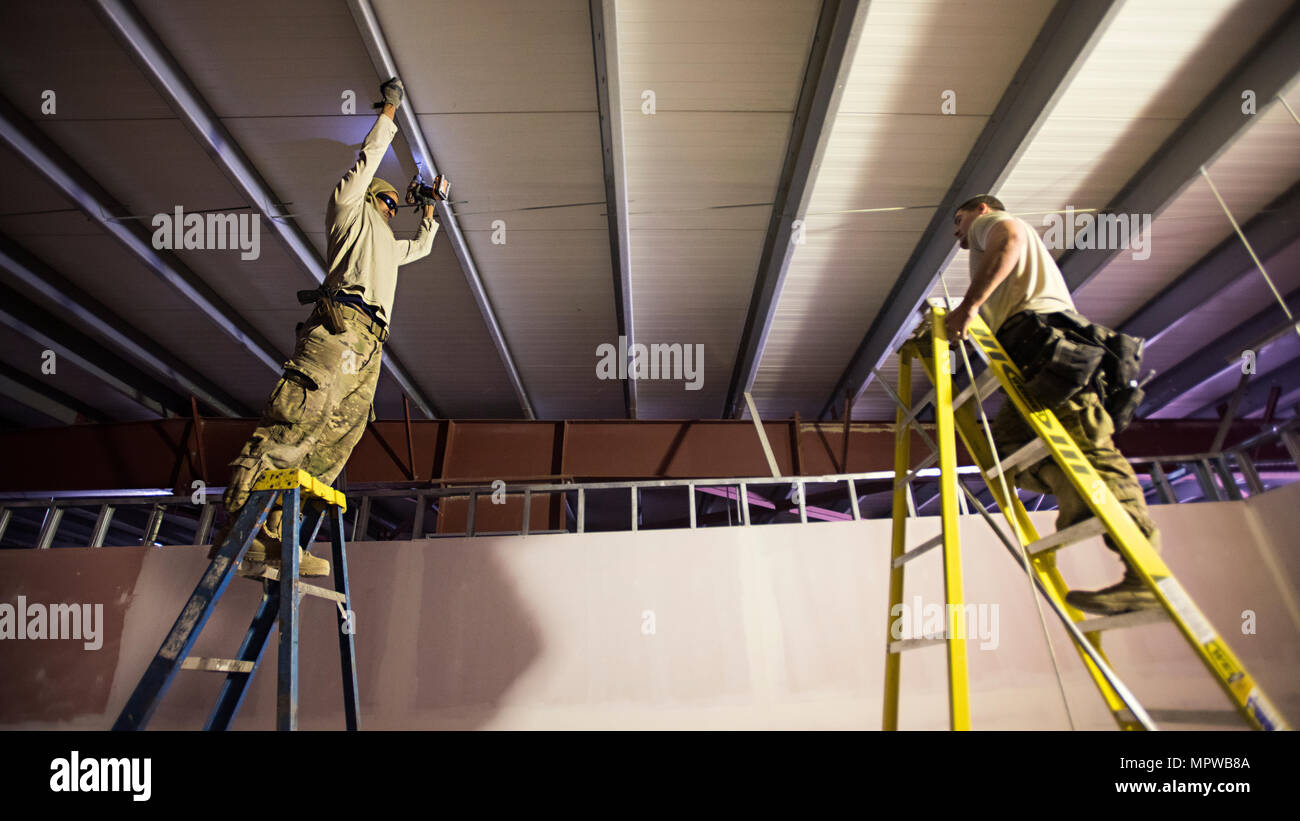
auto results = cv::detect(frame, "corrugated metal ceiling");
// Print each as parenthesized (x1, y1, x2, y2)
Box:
(0, 0, 1295, 431)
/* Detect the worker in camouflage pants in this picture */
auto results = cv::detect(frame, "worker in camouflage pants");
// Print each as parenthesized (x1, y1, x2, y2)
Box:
(217, 308, 387, 576)
(988, 390, 1161, 583)
(213, 76, 440, 576)
(946, 194, 1159, 615)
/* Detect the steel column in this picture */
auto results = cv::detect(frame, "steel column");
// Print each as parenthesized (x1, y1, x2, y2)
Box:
(1233, 450, 1266, 495)
(90, 504, 115, 548)
(35, 505, 63, 549)
(589, 0, 637, 418)
(726, 0, 869, 417)
(1150, 462, 1178, 505)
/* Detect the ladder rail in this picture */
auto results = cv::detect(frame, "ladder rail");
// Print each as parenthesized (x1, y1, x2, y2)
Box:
(909, 338, 1136, 729)
(114, 469, 359, 732)
(955, 302, 1288, 731)
(928, 311, 971, 730)
(882, 310, 972, 731)
(881, 348, 913, 731)
(111, 490, 276, 731)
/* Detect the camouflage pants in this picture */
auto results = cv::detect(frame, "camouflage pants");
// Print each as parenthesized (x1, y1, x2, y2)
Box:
(221, 307, 384, 542)
(989, 389, 1160, 565)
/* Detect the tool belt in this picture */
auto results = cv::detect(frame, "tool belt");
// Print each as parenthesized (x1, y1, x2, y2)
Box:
(996, 310, 1145, 432)
(295, 286, 389, 343)
(296, 285, 348, 334)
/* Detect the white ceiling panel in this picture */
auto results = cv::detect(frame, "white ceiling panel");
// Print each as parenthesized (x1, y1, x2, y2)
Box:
(1075, 81, 1300, 330)
(0, 0, 1295, 432)
(0, 323, 157, 423)
(620, 0, 820, 417)
(130, 0, 531, 417)
(0, 207, 277, 415)
(0, 0, 175, 121)
(911, 0, 1295, 423)
(755, 0, 1055, 420)
(370, 0, 624, 418)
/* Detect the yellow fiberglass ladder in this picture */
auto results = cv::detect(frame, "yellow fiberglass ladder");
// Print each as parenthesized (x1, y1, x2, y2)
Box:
(879, 299, 1288, 732)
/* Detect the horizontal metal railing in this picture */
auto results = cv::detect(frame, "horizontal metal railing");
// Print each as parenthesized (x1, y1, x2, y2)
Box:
(2, 413, 1297, 548)
(1126, 415, 1300, 503)
(0, 471, 901, 548)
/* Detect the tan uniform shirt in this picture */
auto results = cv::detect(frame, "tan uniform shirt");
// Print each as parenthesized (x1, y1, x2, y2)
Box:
(325, 115, 438, 326)
(968, 212, 1075, 333)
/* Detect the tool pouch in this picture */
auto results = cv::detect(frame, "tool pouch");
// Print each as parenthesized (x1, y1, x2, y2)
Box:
(296, 287, 347, 335)
(1085, 323, 1146, 433)
(997, 311, 1104, 410)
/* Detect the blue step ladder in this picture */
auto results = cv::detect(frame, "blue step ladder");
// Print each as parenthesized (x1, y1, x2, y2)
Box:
(113, 469, 360, 731)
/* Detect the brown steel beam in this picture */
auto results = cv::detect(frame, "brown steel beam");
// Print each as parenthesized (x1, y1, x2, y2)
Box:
(0, 417, 1287, 494)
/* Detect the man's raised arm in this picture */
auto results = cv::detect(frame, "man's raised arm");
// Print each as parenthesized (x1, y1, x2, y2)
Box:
(332, 78, 405, 210)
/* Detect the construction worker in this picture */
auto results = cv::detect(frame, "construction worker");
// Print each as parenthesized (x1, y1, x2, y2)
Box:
(945, 194, 1159, 615)
(212, 77, 439, 576)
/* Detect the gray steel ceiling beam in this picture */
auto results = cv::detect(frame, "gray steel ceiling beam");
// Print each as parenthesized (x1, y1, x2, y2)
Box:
(589, 0, 637, 419)
(1058, 4, 1300, 293)
(819, 0, 1121, 420)
(1141, 286, 1300, 415)
(724, 0, 869, 420)
(0, 360, 112, 426)
(0, 280, 186, 418)
(345, 0, 536, 419)
(0, 234, 250, 417)
(0, 93, 285, 377)
(92, 0, 443, 419)
(1194, 354, 1300, 419)
(1119, 182, 1300, 346)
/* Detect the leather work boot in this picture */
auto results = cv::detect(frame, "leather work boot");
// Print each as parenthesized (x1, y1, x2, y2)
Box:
(208, 509, 328, 577)
(206, 519, 280, 563)
(238, 548, 331, 579)
(1065, 568, 1160, 616)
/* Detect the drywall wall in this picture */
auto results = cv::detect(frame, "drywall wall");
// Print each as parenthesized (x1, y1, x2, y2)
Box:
(2, 482, 1297, 730)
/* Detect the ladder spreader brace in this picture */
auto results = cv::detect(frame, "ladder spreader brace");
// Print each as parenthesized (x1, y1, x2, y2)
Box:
(882, 301, 1288, 731)
(113, 469, 360, 731)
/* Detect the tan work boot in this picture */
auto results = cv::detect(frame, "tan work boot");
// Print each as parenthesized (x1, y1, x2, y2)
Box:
(207, 512, 280, 561)
(238, 547, 331, 579)
(1065, 569, 1160, 616)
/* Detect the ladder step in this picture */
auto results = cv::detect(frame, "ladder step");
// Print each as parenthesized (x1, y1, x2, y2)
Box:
(258, 567, 347, 604)
(1126, 708, 1242, 727)
(953, 369, 999, 409)
(894, 451, 939, 488)
(1026, 517, 1106, 556)
(182, 656, 255, 673)
(892, 534, 943, 568)
(986, 438, 1049, 481)
(900, 387, 936, 427)
(888, 637, 947, 653)
(1076, 608, 1169, 634)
